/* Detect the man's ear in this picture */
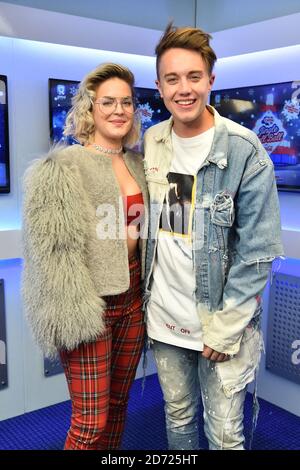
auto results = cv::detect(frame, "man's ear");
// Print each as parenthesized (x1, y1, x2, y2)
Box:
(156, 79, 163, 99)
(209, 74, 215, 89)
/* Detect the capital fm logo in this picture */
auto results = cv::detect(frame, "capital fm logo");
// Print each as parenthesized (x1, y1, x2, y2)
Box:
(55, 84, 67, 102)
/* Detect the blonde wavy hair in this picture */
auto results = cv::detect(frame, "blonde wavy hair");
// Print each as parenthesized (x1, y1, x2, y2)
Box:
(64, 63, 140, 147)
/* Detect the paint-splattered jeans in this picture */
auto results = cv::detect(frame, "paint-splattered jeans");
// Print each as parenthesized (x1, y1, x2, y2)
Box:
(151, 330, 261, 450)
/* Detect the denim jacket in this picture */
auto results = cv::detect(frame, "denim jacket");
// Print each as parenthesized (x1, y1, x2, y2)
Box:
(143, 105, 283, 357)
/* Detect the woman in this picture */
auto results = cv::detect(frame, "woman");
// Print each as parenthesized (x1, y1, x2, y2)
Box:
(22, 63, 148, 450)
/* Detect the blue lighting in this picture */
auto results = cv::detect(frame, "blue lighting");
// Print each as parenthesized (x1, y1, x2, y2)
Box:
(0, 258, 22, 269)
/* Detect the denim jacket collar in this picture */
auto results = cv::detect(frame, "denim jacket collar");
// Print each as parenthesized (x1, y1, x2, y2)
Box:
(153, 116, 173, 146)
(206, 105, 229, 170)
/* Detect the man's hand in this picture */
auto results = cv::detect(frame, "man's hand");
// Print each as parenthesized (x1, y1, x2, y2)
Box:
(202, 344, 230, 362)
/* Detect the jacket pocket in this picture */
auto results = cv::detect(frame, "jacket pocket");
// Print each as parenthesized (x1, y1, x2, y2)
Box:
(146, 175, 169, 185)
(146, 173, 169, 204)
(210, 191, 235, 227)
(209, 192, 234, 277)
(215, 325, 263, 398)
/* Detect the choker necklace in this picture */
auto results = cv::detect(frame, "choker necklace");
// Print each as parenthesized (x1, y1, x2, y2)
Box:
(92, 143, 123, 155)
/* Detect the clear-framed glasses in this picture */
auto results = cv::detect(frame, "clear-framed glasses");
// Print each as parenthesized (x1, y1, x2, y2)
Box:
(94, 96, 135, 115)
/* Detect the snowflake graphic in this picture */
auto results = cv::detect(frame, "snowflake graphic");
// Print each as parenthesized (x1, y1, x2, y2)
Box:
(137, 103, 154, 124)
(282, 98, 300, 122)
(70, 85, 78, 96)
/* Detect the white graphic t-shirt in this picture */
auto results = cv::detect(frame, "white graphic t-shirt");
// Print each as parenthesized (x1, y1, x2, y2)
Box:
(147, 127, 214, 351)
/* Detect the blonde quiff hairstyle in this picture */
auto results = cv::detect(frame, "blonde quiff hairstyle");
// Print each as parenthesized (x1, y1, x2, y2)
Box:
(64, 63, 140, 147)
(155, 22, 217, 78)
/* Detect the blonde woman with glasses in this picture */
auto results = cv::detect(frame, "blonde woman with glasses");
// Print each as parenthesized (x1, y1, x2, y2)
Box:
(22, 63, 149, 450)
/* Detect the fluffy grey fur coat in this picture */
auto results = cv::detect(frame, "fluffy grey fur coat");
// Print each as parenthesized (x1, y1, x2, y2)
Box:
(22, 145, 148, 358)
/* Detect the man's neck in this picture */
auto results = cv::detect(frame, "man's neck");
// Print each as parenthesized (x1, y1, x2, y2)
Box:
(173, 106, 214, 138)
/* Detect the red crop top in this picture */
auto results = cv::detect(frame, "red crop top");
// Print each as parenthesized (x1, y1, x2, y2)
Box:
(123, 192, 144, 226)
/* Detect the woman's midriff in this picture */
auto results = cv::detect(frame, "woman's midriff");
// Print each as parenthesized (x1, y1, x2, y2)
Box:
(126, 226, 140, 258)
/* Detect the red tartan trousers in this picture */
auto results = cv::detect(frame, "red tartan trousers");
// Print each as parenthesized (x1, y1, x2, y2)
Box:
(59, 255, 145, 450)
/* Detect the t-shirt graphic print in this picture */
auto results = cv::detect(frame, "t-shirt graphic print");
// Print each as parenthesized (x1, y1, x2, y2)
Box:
(160, 172, 195, 238)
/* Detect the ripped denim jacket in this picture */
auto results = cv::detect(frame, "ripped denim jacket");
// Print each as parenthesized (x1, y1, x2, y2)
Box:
(143, 106, 283, 357)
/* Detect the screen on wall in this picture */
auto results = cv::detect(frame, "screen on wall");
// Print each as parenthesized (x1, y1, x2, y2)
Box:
(0, 75, 10, 193)
(49, 79, 170, 148)
(49, 78, 80, 145)
(134, 86, 170, 151)
(210, 80, 300, 191)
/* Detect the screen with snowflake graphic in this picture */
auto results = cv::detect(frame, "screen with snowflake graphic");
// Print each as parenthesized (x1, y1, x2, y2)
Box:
(49, 81, 171, 150)
(49, 78, 80, 145)
(135, 87, 170, 151)
(210, 80, 300, 191)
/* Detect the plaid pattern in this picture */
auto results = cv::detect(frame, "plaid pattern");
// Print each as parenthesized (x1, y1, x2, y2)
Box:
(60, 255, 145, 450)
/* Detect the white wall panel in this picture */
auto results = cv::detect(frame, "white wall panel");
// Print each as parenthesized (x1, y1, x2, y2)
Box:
(0, 259, 23, 420)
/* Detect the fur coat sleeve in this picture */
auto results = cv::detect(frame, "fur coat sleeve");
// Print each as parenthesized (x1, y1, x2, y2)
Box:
(22, 150, 106, 358)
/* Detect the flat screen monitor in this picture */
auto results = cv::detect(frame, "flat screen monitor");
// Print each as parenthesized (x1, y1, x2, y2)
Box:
(48, 78, 80, 145)
(0, 75, 10, 193)
(48, 79, 170, 149)
(210, 81, 300, 191)
(134, 86, 170, 151)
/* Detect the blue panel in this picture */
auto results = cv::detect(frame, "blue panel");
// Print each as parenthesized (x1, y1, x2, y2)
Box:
(43, 357, 63, 377)
(266, 269, 300, 384)
(0, 279, 8, 389)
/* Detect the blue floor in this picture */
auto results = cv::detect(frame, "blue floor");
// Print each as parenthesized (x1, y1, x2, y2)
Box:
(0, 373, 299, 450)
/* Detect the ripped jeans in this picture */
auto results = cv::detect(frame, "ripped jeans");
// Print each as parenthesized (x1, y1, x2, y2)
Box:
(151, 328, 261, 450)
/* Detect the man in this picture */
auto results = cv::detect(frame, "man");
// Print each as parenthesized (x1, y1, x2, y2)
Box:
(143, 23, 283, 450)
